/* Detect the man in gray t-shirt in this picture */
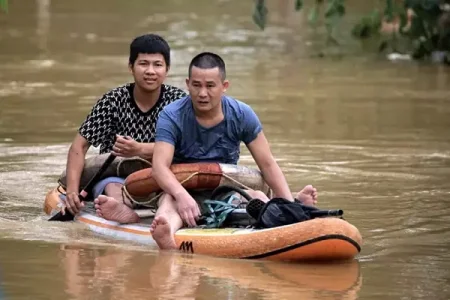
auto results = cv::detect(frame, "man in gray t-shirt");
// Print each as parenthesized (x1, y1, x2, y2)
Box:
(155, 94, 262, 165)
(145, 52, 318, 250)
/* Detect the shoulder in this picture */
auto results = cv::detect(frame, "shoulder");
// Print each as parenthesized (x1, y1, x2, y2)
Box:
(103, 84, 131, 99)
(162, 95, 191, 116)
(162, 84, 187, 101)
(223, 95, 255, 117)
(96, 83, 131, 105)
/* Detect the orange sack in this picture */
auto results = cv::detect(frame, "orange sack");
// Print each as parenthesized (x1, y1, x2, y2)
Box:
(124, 163, 270, 199)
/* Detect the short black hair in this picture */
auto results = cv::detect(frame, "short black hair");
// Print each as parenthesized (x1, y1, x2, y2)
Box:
(129, 34, 170, 68)
(188, 52, 226, 80)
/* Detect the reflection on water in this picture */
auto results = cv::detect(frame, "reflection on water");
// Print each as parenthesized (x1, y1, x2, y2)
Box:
(0, 0, 450, 299)
(0, 239, 362, 300)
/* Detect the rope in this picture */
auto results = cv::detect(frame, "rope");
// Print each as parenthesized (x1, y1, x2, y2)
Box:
(221, 173, 252, 190)
(122, 171, 202, 207)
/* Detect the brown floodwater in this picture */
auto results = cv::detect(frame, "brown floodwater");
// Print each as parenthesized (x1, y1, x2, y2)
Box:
(0, 0, 449, 299)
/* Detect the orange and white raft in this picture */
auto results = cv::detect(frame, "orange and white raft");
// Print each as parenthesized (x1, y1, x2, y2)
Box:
(44, 188, 363, 262)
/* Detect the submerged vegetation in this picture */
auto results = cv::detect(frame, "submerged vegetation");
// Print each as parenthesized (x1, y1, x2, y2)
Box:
(252, 0, 450, 64)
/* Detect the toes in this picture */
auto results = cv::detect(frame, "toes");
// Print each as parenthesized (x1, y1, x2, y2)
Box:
(150, 221, 157, 232)
(158, 216, 168, 226)
(152, 216, 168, 227)
(96, 195, 110, 204)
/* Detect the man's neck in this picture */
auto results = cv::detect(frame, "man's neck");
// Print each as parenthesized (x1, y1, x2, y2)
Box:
(194, 100, 224, 128)
(133, 84, 161, 112)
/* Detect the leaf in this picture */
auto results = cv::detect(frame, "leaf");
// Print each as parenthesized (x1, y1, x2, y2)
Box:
(378, 40, 389, 52)
(308, 2, 320, 25)
(336, 2, 345, 17)
(325, 14, 341, 45)
(295, 0, 303, 11)
(398, 10, 408, 34)
(352, 9, 382, 39)
(384, 0, 395, 22)
(0, 0, 8, 13)
(252, 0, 268, 30)
(325, 0, 345, 18)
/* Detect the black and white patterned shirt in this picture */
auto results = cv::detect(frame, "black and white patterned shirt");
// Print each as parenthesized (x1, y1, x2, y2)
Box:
(79, 83, 187, 154)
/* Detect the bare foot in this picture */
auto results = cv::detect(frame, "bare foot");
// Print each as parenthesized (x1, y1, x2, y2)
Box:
(295, 185, 318, 206)
(94, 195, 140, 224)
(150, 216, 177, 250)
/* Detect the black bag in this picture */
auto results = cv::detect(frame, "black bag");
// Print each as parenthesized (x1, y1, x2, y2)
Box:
(247, 198, 344, 229)
(248, 198, 310, 228)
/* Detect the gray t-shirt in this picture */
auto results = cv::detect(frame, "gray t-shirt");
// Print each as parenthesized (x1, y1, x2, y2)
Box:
(155, 95, 263, 164)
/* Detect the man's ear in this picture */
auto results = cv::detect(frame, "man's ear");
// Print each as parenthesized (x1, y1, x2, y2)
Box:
(223, 80, 229, 92)
(128, 63, 133, 74)
(185, 77, 190, 89)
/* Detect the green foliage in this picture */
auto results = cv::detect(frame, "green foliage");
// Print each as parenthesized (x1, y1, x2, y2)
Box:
(295, 0, 304, 11)
(253, 0, 345, 44)
(0, 0, 8, 13)
(384, 0, 395, 22)
(324, 0, 346, 45)
(351, 9, 382, 39)
(404, 0, 448, 59)
(252, 0, 268, 30)
(252, 0, 450, 63)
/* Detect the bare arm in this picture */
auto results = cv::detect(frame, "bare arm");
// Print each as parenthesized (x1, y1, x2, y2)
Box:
(136, 142, 155, 160)
(66, 133, 90, 193)
(152, 141, 200, 226)
(111, 135, 155, 160)
(64, 133, 90, 214)
(152, 141, 190, 199)
(246, 131, 294, 201)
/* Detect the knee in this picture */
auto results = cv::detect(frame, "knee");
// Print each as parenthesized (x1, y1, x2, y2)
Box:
(104, 182, 123, 194)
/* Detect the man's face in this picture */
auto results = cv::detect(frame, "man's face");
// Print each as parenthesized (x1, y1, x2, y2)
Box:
(130, 53, 168, 92)
(186, 66, 229, 113)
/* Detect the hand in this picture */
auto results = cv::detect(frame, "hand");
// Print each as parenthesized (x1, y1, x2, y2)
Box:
(65, 191, 85, 215)
(175, 193, 201, 227)
(111, 135, 141, 157)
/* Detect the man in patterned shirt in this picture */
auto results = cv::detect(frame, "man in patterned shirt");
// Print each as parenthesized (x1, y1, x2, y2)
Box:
(63, 34, 186, 220)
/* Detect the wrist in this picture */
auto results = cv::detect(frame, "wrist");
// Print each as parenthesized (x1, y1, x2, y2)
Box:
(138, 142, 155, 160)
(135, 142, 144, 157)
(136, 143, 151, 159)
(66, 191, 79, 198)
(66, 186, 79, 194)
(173, 190, 190, 201)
